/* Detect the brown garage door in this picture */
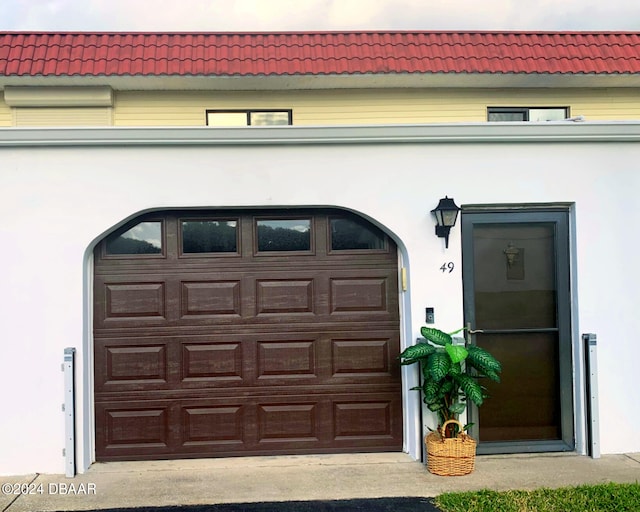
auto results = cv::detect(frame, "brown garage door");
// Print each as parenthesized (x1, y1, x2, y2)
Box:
(94, 209, 402, 461)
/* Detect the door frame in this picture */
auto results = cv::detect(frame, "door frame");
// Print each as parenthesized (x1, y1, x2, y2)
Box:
(461, 206, 575, 454)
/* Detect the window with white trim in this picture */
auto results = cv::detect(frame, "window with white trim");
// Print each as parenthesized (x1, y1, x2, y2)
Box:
(488, 107, 569, 122)
(206, 109, 292, 126)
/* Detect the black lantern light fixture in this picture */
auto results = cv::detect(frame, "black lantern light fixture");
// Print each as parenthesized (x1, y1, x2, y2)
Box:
(431, 196, 461, 248)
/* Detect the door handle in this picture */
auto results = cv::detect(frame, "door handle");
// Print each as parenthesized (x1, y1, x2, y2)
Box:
(466, 322, 484, 344)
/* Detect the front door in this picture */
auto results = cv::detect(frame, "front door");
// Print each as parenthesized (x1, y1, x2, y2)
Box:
(462, 209, 574, 453)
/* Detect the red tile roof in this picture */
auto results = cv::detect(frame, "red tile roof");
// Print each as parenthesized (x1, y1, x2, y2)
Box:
(1, 31, 639, 77)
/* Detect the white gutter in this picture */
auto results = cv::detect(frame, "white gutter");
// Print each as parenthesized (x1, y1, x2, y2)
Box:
(2, 122, 640, 147)
(2, 73, 640, 90)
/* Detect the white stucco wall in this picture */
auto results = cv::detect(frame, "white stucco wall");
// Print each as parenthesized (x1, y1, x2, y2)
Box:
(1, 124, 639, 475)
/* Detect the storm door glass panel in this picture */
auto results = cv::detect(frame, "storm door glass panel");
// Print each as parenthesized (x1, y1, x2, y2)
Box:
(256, 219, 311, 252)
(182, 220, 238, 253)
(473, 224, 557, 330)
(478, 332, 561, 442)
(105, 221, 162, 255)
(330, 216, 386, 250)
(474, 223, 559, 442)
(463, 214, 573, 453)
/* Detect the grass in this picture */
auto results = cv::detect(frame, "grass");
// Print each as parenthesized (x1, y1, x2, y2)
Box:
(434, 482, 640, 512)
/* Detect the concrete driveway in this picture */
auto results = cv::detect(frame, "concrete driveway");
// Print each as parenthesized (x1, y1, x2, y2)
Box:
(2, 452, 639, 511)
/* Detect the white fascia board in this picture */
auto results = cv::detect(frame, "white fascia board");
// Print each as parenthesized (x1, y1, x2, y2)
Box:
(2, 73, 640, 91)
(2, 122, 640, 147)
(3, 85, 113, 106)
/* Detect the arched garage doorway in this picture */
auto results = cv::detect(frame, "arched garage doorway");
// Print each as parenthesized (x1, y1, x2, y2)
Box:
(93, 209, 403, 461)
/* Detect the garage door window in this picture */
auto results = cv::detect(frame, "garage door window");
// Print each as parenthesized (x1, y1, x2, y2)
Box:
(256, 219, 312, 252)
(105, 221, 163, 256)
(330, 216, 386, 251)
(182, 220, 238, 254)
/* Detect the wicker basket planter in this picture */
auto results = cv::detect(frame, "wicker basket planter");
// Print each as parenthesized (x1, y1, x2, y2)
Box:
(399, 327, 501, 476)
(426, 420, 477, 476)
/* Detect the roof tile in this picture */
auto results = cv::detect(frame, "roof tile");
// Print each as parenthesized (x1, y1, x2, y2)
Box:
(1, 31, 640, 77)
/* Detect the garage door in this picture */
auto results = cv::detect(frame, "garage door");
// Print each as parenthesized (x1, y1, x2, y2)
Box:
(94, 209, 402, 461)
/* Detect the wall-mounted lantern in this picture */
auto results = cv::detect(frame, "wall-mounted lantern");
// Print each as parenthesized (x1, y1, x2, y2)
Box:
(504, 242, 520, 268)
(431, 196, 461, 249)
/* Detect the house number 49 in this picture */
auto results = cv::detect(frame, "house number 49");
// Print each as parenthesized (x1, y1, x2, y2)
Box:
(440, 262, 455, 273)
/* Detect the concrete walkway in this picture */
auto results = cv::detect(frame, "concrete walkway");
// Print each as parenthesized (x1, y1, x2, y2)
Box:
(2, 452, 640, 511)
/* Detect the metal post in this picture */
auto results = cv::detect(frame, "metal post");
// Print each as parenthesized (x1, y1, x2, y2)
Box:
(583, 334, 600, 459)
(63, 347, 76, 477)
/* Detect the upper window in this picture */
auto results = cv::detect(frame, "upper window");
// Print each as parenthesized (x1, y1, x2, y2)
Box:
(105, 221, 163, 255)
(488, 107, 569, 122)
(206, 110, 292, 127)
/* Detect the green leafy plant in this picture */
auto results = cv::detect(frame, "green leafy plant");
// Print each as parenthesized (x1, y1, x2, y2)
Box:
(400, 326, 502, 438)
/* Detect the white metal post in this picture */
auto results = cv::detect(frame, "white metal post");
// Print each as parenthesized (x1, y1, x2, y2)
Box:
(583, 334, 600, 459)
(63, 347, 76, 477)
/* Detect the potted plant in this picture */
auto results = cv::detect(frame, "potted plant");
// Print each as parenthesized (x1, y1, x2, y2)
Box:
(399, 326, 502, 475)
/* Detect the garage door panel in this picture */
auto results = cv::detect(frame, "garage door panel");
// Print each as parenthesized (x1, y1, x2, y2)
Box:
(96, 276, 398, 328)
(94, 277, 170, 328)
(96, 390, 402, 459)
(329, 272, 399, 320)
(181, 405, 245, 447)
(96, 329, 400, 393)
(255, 278, 315, 314)
(181, 280, 241, 317)
(95, 341, 171, 391)
(330, 277, 388, 313)
(334, 401, 394, 440)
(181, 342, 244, 383)
(332, 394, 403, 446)
(95, 210, 402, 460)
(105, 345, 167, 384)
(96, 336, 247, 392)
(257, 340, 317, 380)
(106, 282, 166, 318)
(258, 403, 320, 443)
(331, 337, 396, 379)
(97, 405, 171, 454)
